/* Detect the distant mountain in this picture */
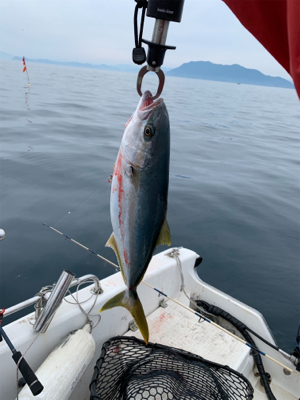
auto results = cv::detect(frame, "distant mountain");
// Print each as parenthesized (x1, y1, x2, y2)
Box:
(0, 51, 15, 60)
(5, 56, 293, 88)
(9, 56, 172, 73)
(115, 64, 141, 73)
(12, 56, 118, 71)
(115, 64, 172, 73)
(167, 61, 294, 89)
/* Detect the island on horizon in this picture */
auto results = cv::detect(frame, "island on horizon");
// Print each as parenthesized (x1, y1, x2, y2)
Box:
(166, 60, 293, 89)
(0, 52, 293, 90)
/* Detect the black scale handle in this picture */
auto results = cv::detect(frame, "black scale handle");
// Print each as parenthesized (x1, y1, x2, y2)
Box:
(133, 0, 185, 68)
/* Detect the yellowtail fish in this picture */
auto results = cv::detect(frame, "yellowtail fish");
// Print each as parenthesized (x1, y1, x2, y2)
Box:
(100, 90, 171, 343)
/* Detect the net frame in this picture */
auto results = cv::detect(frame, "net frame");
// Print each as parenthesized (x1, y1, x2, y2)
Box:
(90, 336, 254, 400)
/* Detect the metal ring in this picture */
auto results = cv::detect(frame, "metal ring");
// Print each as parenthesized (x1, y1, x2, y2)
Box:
(136, 66, 165, 100)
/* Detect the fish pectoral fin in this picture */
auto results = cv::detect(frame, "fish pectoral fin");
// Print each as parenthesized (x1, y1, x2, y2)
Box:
(156, 219, 171, 247)
(105, 232, 125, 279)
(106, 232, 117, 249)
(100, 289, 149, 344)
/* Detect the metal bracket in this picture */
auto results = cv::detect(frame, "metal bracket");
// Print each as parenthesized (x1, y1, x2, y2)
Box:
(91, 285, 103, 295)
(159, 299, 168, 309)
(165, 247, 182, 258)
(129, 320, 138, 332)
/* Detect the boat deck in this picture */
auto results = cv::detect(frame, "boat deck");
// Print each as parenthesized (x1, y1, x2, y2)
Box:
(125, 294, 297, 400)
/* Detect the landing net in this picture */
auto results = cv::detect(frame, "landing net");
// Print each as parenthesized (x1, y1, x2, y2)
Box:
(89, 336, 254, 400)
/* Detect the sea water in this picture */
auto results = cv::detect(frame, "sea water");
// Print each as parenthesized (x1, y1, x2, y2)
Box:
(0, 60, 299, 352)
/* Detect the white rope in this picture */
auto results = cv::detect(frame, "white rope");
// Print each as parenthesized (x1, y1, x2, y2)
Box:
(166, 247, 206, 321)
(64, 278, 102, 330)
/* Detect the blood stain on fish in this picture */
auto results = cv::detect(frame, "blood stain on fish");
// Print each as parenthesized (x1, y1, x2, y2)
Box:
(114, 152, 129, 267)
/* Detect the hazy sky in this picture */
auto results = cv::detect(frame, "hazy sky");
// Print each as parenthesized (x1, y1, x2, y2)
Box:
(0, 0, 291, 79)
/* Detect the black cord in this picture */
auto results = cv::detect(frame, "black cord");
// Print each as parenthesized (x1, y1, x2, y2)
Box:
(246, 326, 279, 351)
(133, 1, 148, 65)
(134, 1, 147, 48)
(196, 300, 277, 400)
(139, 5, 146, 47)
(134, 4, 139, 48)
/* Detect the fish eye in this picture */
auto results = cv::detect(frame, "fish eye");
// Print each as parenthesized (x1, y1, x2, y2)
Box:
(144, 125, 155, 138)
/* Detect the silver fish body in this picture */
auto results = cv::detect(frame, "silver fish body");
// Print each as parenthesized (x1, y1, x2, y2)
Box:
(101, 91, 171, 342)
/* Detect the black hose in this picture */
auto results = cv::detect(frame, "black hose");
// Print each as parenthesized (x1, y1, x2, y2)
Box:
(196, 300, 277, 400)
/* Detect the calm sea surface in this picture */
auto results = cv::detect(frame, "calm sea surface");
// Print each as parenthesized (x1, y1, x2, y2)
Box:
(0, 60, 299, 351)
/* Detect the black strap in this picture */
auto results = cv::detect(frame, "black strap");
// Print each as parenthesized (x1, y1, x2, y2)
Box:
(132, 1, 148, 65)
(134, 1, 147, 48)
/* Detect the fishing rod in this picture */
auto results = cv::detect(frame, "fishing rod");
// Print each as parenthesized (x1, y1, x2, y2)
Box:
(43, 222, 300, 377)
(42, 223, 117, 270)
(133, 0, 185, 100)
(0, 310, 43, 396)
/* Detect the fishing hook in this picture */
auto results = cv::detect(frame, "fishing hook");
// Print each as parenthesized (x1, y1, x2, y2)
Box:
(136, 65, 165, 100)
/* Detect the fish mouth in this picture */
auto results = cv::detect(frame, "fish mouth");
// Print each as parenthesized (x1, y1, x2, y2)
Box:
(138, 91, 164, 119)
(123, 91, 165, 169)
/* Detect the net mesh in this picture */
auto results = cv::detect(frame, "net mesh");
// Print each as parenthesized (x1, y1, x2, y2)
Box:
(89, 336, 254, 400)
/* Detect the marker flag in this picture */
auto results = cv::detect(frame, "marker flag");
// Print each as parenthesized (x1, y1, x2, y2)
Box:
(22, 56, 31, 86)
(22, 57, 27, 72)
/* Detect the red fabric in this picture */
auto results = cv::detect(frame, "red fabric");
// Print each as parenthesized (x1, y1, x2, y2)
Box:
(223, 0, 300, 98)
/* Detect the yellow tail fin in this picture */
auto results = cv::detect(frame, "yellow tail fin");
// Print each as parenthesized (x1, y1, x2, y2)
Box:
(100, 289, 149, 344)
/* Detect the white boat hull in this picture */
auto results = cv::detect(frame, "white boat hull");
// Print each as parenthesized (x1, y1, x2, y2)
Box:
(0, 248, 298, 399)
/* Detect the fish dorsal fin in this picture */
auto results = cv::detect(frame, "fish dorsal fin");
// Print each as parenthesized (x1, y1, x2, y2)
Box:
(106, 232, 126, 282)
(156, 219, 171, 247)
